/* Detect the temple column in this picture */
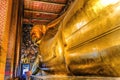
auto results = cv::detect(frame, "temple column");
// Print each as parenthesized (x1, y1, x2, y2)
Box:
(0, 0, 13, 79)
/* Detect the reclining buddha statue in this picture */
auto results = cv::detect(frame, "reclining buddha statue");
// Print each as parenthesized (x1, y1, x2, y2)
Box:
(30, 0, 120, 76)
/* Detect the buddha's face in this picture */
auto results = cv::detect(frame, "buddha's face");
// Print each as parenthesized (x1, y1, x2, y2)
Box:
(30, 25, 43, 43)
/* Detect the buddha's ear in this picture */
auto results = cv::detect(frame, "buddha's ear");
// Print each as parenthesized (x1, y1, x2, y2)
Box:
(42, 25, 47, 34)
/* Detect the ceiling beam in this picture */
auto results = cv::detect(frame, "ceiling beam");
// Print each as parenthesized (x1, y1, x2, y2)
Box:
(31, 0, 66, 6)
(24, 8, 61, 14)
(24, 18, 51, 22)
(24, 17, 55, 21)
(24, 10, 59, 15)
(23, 22, 48, 25)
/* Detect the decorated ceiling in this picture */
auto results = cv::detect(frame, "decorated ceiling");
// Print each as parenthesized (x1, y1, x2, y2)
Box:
(23, 0, 73, 25)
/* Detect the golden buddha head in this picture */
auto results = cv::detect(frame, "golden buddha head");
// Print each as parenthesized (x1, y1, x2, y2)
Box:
(30, 24, 46, 43)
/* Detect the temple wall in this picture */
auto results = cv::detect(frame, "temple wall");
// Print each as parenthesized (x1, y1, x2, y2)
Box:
(0, 0, 21, 79)
(0, 0, 12, 79)
(5, 0, 20, 79)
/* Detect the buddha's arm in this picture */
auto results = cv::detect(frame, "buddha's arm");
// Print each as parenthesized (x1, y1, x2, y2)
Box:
(31, 55, 41, 75)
